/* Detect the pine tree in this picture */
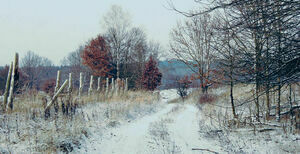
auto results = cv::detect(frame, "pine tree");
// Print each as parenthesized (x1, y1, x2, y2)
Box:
(81, 35, 112, 77)
(142, 56, 162, 91)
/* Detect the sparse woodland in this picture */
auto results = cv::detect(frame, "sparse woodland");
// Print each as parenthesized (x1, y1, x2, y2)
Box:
(169, 0, 299, 129)
(0, 1, 299, 153)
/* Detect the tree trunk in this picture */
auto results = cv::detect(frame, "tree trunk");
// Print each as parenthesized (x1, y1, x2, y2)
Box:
(230, 63, 237, 118)
(266, 83, 270, 119)
(117, 53, 120, 78)
(276, 79, 281, 122)
(230, 79, 237, 118)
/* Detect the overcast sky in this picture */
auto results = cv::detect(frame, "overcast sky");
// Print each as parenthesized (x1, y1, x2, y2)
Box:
(0, 0, 198, 66)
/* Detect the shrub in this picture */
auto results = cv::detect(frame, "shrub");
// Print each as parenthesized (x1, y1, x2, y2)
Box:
(42, 79, 56, 94)
(199, 94, 216, 104)
(176, 76, 192, 100)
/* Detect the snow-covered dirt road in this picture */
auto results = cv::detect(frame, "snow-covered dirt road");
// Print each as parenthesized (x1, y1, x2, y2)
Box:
(76, 90, 223, 154)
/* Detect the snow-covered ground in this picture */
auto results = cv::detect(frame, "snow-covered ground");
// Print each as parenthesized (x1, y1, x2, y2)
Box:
(75, 87, 300, 154)
(75, 89, 224, 154)
(1, 88, 299, 153)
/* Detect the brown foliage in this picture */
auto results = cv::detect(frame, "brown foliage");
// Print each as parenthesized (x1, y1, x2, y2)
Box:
(177, 75, 192, 99)
(42, 79, 56, 95)
(142, 56, 162, 91)
(199, 94, 216, 104)
(81, 35, 112, 77)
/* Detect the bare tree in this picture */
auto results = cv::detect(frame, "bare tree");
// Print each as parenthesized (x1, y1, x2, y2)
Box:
(170, 14, 216, 93)
(147, 41, 163, 61)
(170, 0, 300, 122)
(61, 46, 92, 89)
(103, 5, 132, 79)
(21, 51, 53, 89)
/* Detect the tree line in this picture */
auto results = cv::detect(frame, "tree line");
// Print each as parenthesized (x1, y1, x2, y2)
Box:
(169, 0, 299, 121)
(0, 5, 162, 94)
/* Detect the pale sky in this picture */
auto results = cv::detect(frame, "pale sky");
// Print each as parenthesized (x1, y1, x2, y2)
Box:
(0, 0, 198, 66)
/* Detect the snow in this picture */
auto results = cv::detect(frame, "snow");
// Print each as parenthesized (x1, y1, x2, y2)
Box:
(76, 89, 225, 153)
(82, 104, 176, 154)
(1, 87, 299, 153)
(75, 87, 300, 154)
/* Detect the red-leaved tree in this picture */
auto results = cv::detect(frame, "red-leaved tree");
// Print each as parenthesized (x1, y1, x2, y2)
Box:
(142, 56, 162, 91)
(81, 35, 112, 77)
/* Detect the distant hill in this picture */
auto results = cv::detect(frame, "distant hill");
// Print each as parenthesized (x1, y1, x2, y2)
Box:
(158, 59, 198, 89)
(159, 60, 195, 76)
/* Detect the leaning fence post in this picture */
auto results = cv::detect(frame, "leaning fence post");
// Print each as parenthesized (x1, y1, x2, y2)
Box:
(45, 79, 69, 111)
(3, 62, 13, 110)
(79, 72, 83, 97)
(7, 53, 19, 111)
(88, 75, 94, 96)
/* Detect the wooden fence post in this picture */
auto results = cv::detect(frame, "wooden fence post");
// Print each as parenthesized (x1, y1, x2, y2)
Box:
(7, 53, 19, 111)
(97, 77, 101, 92)
(106, 78, 109, 95)
(45, 80, 69, 111)
(67, 73, 72, 114)
(88, 75, 94, 96)
(68, 73, 72, 94)
(53, 70, 61, 113)
(79, 72, 83, 97)
(111, 78, 114, 95)
(115, 78, 119, 96)
(3, 62, 12, 110)
(54, 70, 61, 93)
(125, 78, 128, 92)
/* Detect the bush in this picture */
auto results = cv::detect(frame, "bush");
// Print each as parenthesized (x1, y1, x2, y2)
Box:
(176, 76, 192, 100)
(42, 79, 56, 94)
(199, 94, 216, 104)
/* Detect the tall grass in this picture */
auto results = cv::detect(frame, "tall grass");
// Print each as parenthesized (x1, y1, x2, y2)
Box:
(0, 89, 160, 153)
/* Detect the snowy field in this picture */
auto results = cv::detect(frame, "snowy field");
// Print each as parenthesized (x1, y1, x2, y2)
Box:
(76, 88, 300, 154)
(0, 88, 299, 153)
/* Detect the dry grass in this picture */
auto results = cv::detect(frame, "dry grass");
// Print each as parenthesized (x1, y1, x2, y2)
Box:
(0, 89, 161, 153)
(191, 83, 300, 133)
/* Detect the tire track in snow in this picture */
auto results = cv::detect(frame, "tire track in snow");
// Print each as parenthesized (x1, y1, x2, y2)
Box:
(80, 103, 176, 154)
(77, 89, 223, 154)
